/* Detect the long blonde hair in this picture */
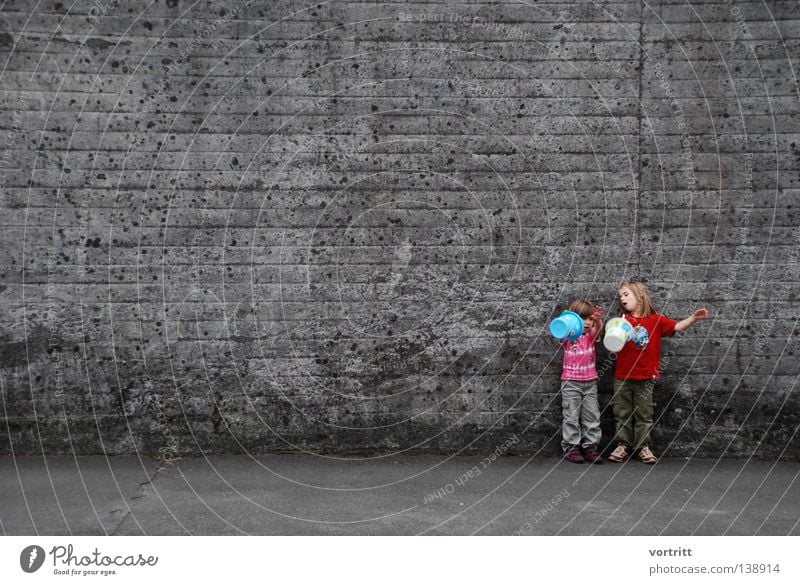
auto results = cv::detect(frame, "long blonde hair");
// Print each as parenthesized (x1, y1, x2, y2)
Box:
(619, 280, 655, 317)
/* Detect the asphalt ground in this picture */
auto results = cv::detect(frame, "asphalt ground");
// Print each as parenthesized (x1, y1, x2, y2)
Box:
(1, 454, 798, 536)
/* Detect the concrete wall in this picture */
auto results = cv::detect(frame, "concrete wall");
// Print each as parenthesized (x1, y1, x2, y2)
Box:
(1, 0, 798, 457)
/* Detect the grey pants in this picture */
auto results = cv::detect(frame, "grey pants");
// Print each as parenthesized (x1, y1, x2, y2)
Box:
(561, 379, 602, 450)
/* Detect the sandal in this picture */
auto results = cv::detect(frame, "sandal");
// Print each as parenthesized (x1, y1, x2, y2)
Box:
(638, 445, 657, 464)
(607, 444, 629, 462)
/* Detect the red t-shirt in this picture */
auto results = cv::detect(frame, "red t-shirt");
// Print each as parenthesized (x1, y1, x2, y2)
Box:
(614, 313, 677, 380)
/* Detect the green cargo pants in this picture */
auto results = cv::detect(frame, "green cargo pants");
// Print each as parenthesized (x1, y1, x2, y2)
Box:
(612, 378, 655, 450)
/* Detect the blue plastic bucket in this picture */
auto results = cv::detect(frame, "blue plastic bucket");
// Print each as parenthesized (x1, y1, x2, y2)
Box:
(549, 311, 584, 342)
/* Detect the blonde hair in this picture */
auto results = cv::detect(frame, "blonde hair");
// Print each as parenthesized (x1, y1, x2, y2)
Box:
(619, 280, 655, 317)
(568, 299, 594, 319)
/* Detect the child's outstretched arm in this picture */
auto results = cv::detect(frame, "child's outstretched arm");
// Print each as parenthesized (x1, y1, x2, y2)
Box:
(674, 308, 709, 332)
(589, 305, 604, 338)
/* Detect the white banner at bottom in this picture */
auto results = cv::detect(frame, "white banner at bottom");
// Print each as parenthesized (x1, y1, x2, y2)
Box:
(1, 536, 796, 584)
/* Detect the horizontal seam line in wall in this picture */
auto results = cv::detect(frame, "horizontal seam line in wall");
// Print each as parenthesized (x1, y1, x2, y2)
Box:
(7, 208, 788, 212)
(8, 73, 795, 81)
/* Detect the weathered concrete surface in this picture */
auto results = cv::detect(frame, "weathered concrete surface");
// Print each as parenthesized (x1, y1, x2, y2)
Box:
(0, 1, 798, 456)
(0, 454, 158, 535)
(1, 454, 798, 535)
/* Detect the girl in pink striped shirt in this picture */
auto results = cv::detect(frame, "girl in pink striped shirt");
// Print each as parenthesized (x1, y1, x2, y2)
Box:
(559, 300, 604, 464)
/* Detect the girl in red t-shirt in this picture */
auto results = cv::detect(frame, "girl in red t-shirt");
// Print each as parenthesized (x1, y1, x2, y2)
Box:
(607, 281, 708, 464)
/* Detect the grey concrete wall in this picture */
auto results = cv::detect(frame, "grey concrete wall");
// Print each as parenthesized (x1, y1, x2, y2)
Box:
(1, 0, 798, 457)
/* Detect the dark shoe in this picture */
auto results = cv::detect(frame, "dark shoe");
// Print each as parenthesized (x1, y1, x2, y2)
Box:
(564, 445, 585, 463)
(582, 443, 603, 464)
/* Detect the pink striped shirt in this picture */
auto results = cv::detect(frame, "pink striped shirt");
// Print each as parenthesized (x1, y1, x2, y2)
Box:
(561, 332, 598, 381)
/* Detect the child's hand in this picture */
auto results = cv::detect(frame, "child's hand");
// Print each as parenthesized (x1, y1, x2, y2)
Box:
(675, 308, 709, 332)
(588, 306, 604, 338)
